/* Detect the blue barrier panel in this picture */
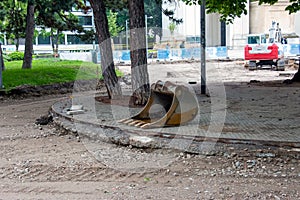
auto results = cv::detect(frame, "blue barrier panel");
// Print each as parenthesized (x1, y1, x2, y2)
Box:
(121, 51, 130, 61)
(157, 50, 169, 59)
(113, 51, 122, 60)
(289, 44, 300, 55)
(206, 47, 214, 58)
(116, 46, 228, 61)
(97, 52, 101, 63)
(171, 49, 180, 57)
(182, 48, 193, 59)
(181, 49, 187, 58)
(282, 45, 288, 55)
(216, 46, 227, 58)
(191, 48, 201, 59)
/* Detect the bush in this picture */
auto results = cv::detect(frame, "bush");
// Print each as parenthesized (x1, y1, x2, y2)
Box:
(9, 51, 24, 61)
(2, 54, 12, 62)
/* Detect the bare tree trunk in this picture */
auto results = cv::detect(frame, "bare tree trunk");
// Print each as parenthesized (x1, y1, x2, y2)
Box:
(128, 0, 150, 105)
(291, 67, 300, 82)
(51, 29, 59, 56)
(0, 44, 3, 88)
(50, 28, 55, 54)
(89, 0, 122, 99)
(55, 30, 59, 56)
(0, 43, 4, 71)
(16, 38, 19, 51)
(22, 1, 35, 69)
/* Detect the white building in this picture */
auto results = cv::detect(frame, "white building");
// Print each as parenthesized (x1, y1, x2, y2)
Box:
(162, 0, 299, 48)
(2, 7, 95, 53)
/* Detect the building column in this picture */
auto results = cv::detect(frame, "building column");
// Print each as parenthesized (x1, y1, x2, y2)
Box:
(221, 21, 226, 46)
(35, 36, 38, 46)
(206, 13, 220, 47)
(65, 34, 68, 45)
(4, 34, 7, 45)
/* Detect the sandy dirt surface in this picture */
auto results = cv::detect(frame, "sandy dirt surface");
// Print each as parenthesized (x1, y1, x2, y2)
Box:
(118, 60, 297, 84)
(0, 61, 300, 199)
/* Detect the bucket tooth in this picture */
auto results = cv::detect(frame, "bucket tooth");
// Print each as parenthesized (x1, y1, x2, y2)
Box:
(135, 121, 146, 127)
(118, 119, 128, 123)
(140, 123, 151, 129)
(128, 120, 141, 126)
(123, 119, 135, 124)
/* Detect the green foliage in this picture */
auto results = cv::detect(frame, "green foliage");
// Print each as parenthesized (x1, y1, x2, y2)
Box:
(168, 22, 176, 34)
(114, 0, 164, 40)
(9, 51, 25, 61)
(182, 0, 247, 23)
(2, 58, 123, 91)
(104, 0, 128, 10)
(107, 10, 124, 37)
(35, 0, 82, 32)
(182, 0, 300, 23)
(0, 2, 6, 22)
(78, 29, 95, 43)
(144, 0, 163, 38)
(286, 2, 300, 14)
(0, 0, 27, 47)
(259, 0, 300, 14)
(2, 54, 12, 62)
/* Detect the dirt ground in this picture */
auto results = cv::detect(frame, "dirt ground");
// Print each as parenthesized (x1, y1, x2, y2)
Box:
(0, 61, 300, 199)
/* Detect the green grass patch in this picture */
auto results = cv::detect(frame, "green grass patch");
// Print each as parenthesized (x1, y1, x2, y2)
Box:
(2, 58, 123, 91)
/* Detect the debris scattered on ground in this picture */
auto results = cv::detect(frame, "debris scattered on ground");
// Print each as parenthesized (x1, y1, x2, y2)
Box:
(35, 114, 53, 125)
(64, 104, 85, 115)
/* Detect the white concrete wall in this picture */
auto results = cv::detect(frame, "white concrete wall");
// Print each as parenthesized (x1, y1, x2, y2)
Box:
(162, 2, 200, 39)
(162, 0, 300, 49)
(60, 52, 92, 62)
(250, 0, 297, 34)
(206, 13, 221, 47)
(2, 44, 94, 53)
(162, 1, 221, 47)
(295, 12, 300, 37)
(226, 0, 250, 49)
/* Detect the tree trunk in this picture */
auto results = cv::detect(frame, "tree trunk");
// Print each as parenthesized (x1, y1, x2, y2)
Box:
(22, 1, 35, 69)
(16, 38, 19, 51)
(55, 30, 59, 56)
(291, 67, 300, 82)
(128, 0, 150, 105)
(0, 44, 3, 88)
(89, 0, 122, 99)
(50, 29, 55, 54)
(51, 29, 59, 56)
(0, 43, 4, 71)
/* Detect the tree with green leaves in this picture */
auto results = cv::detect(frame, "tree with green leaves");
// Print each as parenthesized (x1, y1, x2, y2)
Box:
(21, 0, 86, 69)
(107, 10, 124, 37)
(36, 0, 86, 55)
(36, 28, 65, 55)
(144, 0, 163, 43)
(87, 0, 182, 104)
(0, 0, 27, 51)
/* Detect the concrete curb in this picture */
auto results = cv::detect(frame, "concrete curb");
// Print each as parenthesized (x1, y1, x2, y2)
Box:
(51, 98, 300, 155)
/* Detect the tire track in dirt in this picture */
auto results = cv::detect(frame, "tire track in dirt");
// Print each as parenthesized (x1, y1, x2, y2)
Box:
(1, 163, 152, 182)
(1, 92, 300, 199)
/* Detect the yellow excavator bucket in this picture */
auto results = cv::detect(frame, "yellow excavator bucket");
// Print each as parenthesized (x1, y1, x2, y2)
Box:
(119, 80, 198, 129)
